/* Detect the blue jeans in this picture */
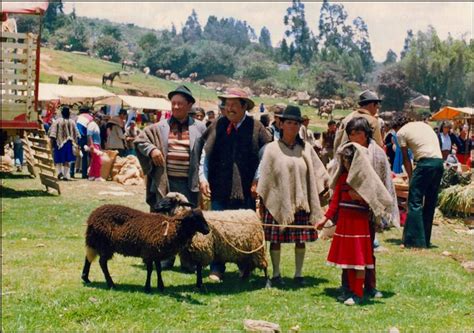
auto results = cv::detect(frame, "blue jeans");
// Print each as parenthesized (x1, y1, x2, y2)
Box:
(210, 197, 255, 275)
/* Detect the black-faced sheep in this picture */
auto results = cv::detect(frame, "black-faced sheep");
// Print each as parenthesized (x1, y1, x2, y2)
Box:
(81, 205, 210, 293)
(157, 193, 268, 288)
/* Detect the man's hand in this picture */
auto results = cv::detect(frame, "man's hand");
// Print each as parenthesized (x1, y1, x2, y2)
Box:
(200, 180, 211, 198)
(150, 149, 165, 166)
(250, 180, 258, 199)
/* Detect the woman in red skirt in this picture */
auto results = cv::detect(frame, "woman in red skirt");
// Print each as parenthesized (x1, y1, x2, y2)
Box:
(257, 106, 328, 287)
(316, 145, 374, 305)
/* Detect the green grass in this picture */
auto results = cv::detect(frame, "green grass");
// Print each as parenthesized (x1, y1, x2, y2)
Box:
(1, 175, 473, 331)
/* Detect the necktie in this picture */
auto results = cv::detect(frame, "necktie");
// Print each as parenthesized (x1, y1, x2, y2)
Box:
(227, 122, 237, 135)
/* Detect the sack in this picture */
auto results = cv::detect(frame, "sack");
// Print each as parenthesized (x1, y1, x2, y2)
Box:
(100, 150, 118, 180)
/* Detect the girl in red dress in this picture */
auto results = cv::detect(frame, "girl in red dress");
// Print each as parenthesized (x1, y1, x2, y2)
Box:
(316, 146, 374, 305)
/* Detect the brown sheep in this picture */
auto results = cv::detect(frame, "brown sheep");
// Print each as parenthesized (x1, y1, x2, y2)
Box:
(81, 205, 210, 293)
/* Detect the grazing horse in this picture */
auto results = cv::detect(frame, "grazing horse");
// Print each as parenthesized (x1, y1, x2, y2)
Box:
(102, 72, 121, 86)
(58, 75, 73, 85)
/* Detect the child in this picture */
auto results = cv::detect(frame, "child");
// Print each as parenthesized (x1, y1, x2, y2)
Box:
(316, 145, 374, 305)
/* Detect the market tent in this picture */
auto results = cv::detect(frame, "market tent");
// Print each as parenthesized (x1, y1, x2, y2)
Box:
(38, 83, 116, 104)
(2, 2, 49, 14)
(431, 106, 474, 121)
(99, 95, 171, 111)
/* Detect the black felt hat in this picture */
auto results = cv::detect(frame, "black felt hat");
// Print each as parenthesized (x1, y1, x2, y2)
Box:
(168, 85, 195, 104)
(358, 90, 382, 106)
(280, 105, 303, 122)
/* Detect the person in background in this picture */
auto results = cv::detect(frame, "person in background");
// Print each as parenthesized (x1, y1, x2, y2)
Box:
(87, 113, 104, 181)
(259, 102, 265, 113)
(456, 124, 472, 165)
(191, 107, 206, 122)
(384, 122, 396, 169)
(48, 106, 79, 181)
(321, 120, 337, 166)
(437, 121, 460, 160)
(257, 105, 328, 287)
(13, 130, 23, 172)
(205, 110, 216, 127)
(198, 87, 271, 282)
(106, 108, 127, 157)
(334, 90, 383, 151)
(299, 115, 316, 147)
(125, 120, 140, 156)
(75, 106, 93, 179)
(268, 105, 284, 141)
(394, 115, 443, 248)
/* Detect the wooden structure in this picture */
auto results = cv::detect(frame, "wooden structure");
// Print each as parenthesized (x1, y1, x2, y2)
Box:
(1, 3, 60, 193)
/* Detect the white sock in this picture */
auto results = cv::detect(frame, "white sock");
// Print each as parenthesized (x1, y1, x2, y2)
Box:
(56, 165, 62, 175)
(63, 166, 70, 179)
(270, 249, 281, 278)
(294, 247, 306, 278)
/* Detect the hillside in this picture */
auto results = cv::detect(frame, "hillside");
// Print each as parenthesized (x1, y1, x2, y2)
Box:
(40, 48, 351, 132)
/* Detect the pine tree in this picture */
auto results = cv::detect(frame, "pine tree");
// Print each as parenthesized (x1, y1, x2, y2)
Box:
(182, 9, 202, 43)
(383, 49, 397, 65)
(259, 26, 272, 50)
(284, 0, 314, 64)
(400, 29, 414, 59)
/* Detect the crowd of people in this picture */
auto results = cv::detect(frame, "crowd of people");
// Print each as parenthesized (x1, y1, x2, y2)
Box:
(14, 85, 470, 306)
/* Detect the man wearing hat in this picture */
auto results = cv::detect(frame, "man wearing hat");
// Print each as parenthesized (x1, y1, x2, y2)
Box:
(334, 90, 383, 151)
(135, 85, 206, 268)
(198, 87, 271, 281)
(268, 104, 285, 141)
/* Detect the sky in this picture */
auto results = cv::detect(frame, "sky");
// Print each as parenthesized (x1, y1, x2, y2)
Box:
(63, 2, 473, 62)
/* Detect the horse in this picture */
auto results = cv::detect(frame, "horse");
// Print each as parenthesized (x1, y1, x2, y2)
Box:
(102, 72, 121, 86)
(58, 75, 73, 85)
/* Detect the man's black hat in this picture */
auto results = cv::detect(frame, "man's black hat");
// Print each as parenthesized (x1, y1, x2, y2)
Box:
(168, 85, 195, 104)
(280, 105, 303, 122)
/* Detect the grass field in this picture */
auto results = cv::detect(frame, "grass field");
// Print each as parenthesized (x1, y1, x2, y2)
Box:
(2, 174, 473, 331)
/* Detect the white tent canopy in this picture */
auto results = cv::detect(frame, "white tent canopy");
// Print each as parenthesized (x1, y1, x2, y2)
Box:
(99, 95, 171, 111)
(38, 83, 115, 103)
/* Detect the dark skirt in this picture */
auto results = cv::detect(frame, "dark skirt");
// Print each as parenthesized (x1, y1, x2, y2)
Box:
(263, 208, 318, 243)
(53, 140, 75, 164)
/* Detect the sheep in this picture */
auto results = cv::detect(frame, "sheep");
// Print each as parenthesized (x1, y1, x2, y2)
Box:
(81, 205, 210, 293)
(156, 193, 268, 288)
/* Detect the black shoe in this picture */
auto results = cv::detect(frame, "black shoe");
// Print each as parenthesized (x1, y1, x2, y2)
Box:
(58, 173, 64, 180)
(337, 286, 351, 302)
(293, 276, 306, 286)
(270, 275, 284, 287)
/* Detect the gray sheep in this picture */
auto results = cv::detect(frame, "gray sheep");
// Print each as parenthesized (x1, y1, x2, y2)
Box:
(156, 193, 268, 288)
(81, 204, 210, 293)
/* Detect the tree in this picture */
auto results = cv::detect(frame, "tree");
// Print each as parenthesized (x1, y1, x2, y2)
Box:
(314, 64, 343, 98)
(259, 26, 272, 50)
(279, 38, 290, 63)
(203, 16, 255, 50)
(95, 35, 122, 63)
(352, 16, 374, 72)
(377, 65, 411, 111)
(102, 25, 122, 41)
(318, 0, 348, 51)
(182, 9, 202, 43)
(383, 49, 397, 65)
(43, 0, 64, 32)
(400, 29, 414, 59)
(283, 0, 313, 64)
(139, 32, 159, 51)
(68, 21, 89, 51)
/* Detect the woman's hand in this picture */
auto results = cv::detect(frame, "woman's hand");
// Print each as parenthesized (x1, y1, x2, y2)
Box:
(315, 218, 328, 230)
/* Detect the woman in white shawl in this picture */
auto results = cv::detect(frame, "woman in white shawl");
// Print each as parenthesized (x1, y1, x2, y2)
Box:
(257, 105, 329, 287)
